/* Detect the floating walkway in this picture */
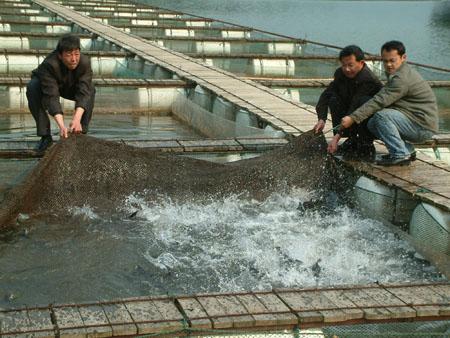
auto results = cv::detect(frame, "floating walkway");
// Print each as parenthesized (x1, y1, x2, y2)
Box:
(0, 282, 449, 336)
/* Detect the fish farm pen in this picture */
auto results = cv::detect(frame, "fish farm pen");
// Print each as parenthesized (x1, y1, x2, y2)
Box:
(0, 0, 449, 337)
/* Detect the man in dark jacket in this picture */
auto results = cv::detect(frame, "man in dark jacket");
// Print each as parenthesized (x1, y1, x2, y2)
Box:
(27, 34, 95, 151)
(314, 45, 382, 157)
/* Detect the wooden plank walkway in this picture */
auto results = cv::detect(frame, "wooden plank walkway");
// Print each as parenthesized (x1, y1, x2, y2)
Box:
(0, 282, 448, 336)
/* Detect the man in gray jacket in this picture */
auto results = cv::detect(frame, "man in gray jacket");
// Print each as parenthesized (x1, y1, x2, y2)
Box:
(27, 34, 95, 152)
(340, 40, 438, 166)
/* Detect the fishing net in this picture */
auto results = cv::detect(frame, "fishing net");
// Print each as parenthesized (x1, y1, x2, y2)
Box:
(0, 130, 335, 228)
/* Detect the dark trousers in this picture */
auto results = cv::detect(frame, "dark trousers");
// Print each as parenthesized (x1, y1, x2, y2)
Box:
(26, 77, 95, 136)
(329, 95, 374, 145)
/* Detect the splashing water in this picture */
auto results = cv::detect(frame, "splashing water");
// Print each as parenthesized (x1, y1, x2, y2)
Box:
(122, 188, 443, 293)
(0, 189, 443, 307)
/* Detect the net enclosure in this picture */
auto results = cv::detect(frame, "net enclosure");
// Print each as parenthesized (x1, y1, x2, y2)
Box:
(0, 131, 335, 228)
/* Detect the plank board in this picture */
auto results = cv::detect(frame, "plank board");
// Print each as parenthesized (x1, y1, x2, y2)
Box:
(177, 297, 212, 329)
(124, 300, 181, 335)
(102, 303, 137, 337)
(253, 292, 298, 325)
(78, 305, 112, 337)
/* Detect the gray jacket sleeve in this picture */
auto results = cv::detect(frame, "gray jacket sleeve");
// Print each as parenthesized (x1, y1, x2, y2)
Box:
(349, 74, 407, 124)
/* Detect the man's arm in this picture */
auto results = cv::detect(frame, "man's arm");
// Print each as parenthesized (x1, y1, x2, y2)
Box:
(349, 75, 407, 124)
(314, 79, 338, 133)
(53, 114, 68, 138)
(36, 63, 69, 136)
(37, 63, 63, 116)
(72, 55, 94, 132)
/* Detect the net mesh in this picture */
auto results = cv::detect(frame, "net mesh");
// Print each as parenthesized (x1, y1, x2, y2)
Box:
(0, 130, 334, 228)
(138, 320, 450, 337)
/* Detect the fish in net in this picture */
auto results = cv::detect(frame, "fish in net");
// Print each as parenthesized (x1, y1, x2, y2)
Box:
(0, 130, 336, 228)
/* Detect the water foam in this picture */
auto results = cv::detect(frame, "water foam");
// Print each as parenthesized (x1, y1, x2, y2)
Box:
(122, 189, 442, 293)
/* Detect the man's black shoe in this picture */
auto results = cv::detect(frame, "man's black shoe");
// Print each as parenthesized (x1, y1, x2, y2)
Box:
(335, 137, 358, 156)
(376, 154, 410, 166)
(35, 135, 53, 152)
(380, 151, 416, 161)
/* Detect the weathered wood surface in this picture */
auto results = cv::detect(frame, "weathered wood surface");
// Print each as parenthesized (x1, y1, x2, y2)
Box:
(1, 283, 449, 336)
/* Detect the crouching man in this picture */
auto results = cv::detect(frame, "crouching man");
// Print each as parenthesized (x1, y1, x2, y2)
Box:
(27, 34, 96, 151)
(341, 41, 438, 166)
(314, 45, 383, 158)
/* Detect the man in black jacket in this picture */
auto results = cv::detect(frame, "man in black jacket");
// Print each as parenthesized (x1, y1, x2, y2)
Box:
(314, 45, 382, 157)
(27, 34, 95, 151)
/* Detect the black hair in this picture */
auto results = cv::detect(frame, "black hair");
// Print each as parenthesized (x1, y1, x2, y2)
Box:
(381, 40, 406, 56)
(339, 45, 365, 61)
(56, 34, 81, 54)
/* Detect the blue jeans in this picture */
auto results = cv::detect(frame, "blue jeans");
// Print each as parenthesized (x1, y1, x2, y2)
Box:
(367, 108, 434, 158)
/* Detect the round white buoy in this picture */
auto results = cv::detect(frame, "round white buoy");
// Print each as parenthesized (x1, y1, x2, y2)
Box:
(268, 42, 302, 55)
(0, 36, 29, 49)
(252, 59, 295, 76)
(8, 86, 26, 109)
(195, 41, 231, 54)
(0, 23, 11, 32)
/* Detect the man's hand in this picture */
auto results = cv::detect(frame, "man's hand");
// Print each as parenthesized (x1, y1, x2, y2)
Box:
(70, 107, 85, 134)
(327, 134, 341, 154)
(54, 113, 69, 138)
(341, 116, 354, 129)
(69, 120, 82, 134)
(313, 119, 326, 133)
(59, 126, 69, 138)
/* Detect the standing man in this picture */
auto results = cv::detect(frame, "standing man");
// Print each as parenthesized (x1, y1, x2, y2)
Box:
(341, 41, 438, 166)
(27, 34, 95, 151)
(314, 45, 382, 157)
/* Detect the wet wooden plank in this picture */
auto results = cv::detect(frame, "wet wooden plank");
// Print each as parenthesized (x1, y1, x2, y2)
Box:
(102, 303, 137, 337)
(78, 305, 112, 338)
(254, 293, 298, 325)
(27, 309, 55, 338)
(53, 306, 87, 338)
(277, 291, 347, 323)
(386, 285, 448, 317)
(215, 295, 254, 328)
(362, 288, 416, 319)
(196, 296, 233, 329)
(342, 289, 393, 320)
(177, 297, 211, 329)
(428, 285, 450, 315)
(151, 299, 184, 331)
(321, 290, 364, 321)
(236, 294, 278, 327)
(0, 310, 31, 336)
(124, 300, 177, 335)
